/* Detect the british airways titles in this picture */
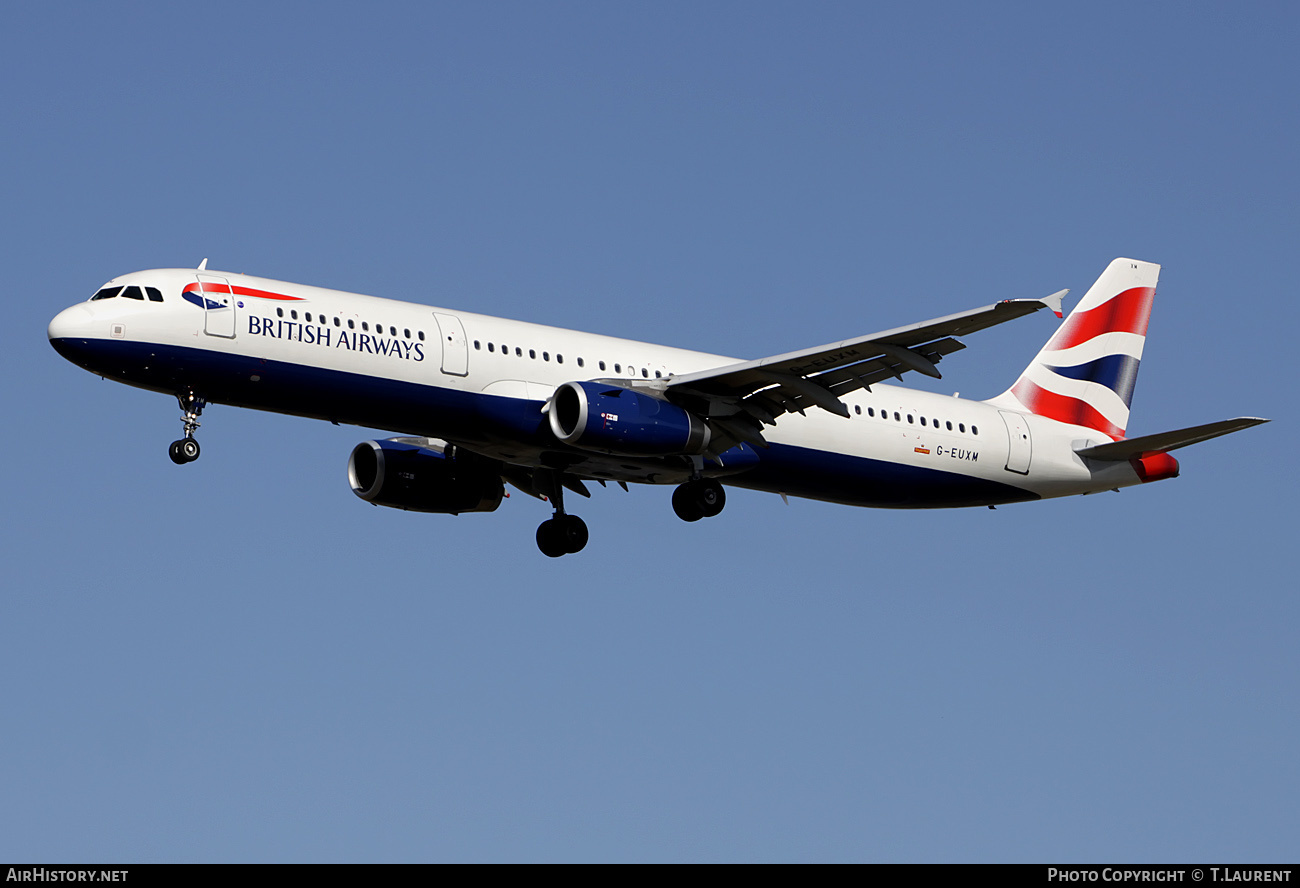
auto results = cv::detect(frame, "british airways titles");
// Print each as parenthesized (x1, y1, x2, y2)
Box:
(247, 315, 426, 362)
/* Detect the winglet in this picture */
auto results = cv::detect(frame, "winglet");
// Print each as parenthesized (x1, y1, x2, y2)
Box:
(1041, 288, 1067, 318)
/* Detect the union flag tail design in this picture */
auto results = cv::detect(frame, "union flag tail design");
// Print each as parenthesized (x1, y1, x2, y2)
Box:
(988, 258, 1159, 439)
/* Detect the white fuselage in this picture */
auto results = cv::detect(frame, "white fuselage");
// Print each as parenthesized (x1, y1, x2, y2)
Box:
(48, 267, 1147, 509)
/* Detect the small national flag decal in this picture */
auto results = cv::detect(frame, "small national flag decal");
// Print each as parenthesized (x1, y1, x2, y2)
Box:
(914, 446, 930, 455)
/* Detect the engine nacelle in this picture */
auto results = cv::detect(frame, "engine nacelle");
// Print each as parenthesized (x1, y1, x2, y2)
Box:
(348, 440, 504, 513)
(548, 381, 711, 456)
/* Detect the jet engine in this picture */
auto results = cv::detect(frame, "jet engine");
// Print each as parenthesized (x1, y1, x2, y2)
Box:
(348, 439, 504, 513)
(548, 381, 710, 456)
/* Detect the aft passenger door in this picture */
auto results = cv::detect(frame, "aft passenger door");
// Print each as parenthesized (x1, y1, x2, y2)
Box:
(195, 275, 236, 339)
(433, 312, 469, 376)
(999, 410, 1032, 474)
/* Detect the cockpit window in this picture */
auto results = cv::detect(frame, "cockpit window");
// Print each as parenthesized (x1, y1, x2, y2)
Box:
(89, 285, 164, 303)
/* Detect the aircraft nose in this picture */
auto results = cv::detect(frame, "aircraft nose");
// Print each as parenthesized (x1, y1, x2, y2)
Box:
(48, 304, 93, 343)
(48, 304, 98, 365)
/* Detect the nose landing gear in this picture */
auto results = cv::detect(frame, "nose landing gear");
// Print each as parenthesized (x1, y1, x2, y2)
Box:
(168, 437, 201, 464)
(168, 391, 205, 465)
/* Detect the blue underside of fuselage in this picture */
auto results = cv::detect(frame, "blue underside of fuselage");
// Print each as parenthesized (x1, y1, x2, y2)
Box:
(50, 336, 1039, 508)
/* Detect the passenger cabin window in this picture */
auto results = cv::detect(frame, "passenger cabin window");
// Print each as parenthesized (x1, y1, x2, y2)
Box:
(91, 286, 122, 301)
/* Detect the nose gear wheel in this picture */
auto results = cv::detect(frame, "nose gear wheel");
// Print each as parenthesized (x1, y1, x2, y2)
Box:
(169, 391, 206, 464)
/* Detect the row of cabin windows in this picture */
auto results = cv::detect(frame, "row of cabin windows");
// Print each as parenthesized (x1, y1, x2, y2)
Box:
(472, 340, 665, 378)
(275, 307, 425, 341)
(852, 403, 978, 435)
(91, 286, 164, 302)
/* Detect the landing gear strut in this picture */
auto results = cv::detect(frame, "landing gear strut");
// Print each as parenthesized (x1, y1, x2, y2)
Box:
(534, 471, 588, 557)
(672, 478, 726, 522)
(169, 391, 205, 465)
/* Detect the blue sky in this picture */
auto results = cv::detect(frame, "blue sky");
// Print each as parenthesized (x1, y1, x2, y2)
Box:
(2, 2, 1295, 862)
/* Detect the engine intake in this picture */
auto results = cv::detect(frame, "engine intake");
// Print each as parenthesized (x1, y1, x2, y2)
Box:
(548, 381, 710, 456)
(348, 440, 504, 513)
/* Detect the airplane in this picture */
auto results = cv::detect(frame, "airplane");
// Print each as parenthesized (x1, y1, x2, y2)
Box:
(47, 257, 1267, 556)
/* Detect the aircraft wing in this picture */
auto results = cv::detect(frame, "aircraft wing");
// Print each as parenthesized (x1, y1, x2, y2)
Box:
(659, 291, 1066, 448)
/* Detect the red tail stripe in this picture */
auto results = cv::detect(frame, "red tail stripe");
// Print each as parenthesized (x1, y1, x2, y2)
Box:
(1011, 379, 1125, 439)
(1046, 286, 1154, 351)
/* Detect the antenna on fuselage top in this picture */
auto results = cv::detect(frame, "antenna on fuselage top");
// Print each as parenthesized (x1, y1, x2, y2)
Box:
(197, 258, 209, 270)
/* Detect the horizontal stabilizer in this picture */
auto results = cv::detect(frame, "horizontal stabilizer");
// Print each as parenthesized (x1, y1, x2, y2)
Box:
(1075, 417, 1269, 461)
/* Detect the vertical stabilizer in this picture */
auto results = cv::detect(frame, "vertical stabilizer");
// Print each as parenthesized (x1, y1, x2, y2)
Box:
(987, 258, 1159, 439)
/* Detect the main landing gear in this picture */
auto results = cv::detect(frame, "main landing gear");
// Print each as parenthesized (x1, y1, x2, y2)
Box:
(530, 471, 724, 556)
(168, 391, 205, 465)
(534, 472, 588, 558)
(537, 513, 589, 558)
(672, 478, 726, 522)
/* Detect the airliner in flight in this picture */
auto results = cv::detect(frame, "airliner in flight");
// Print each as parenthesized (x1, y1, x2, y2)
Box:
(48, 257, 1266, 556)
